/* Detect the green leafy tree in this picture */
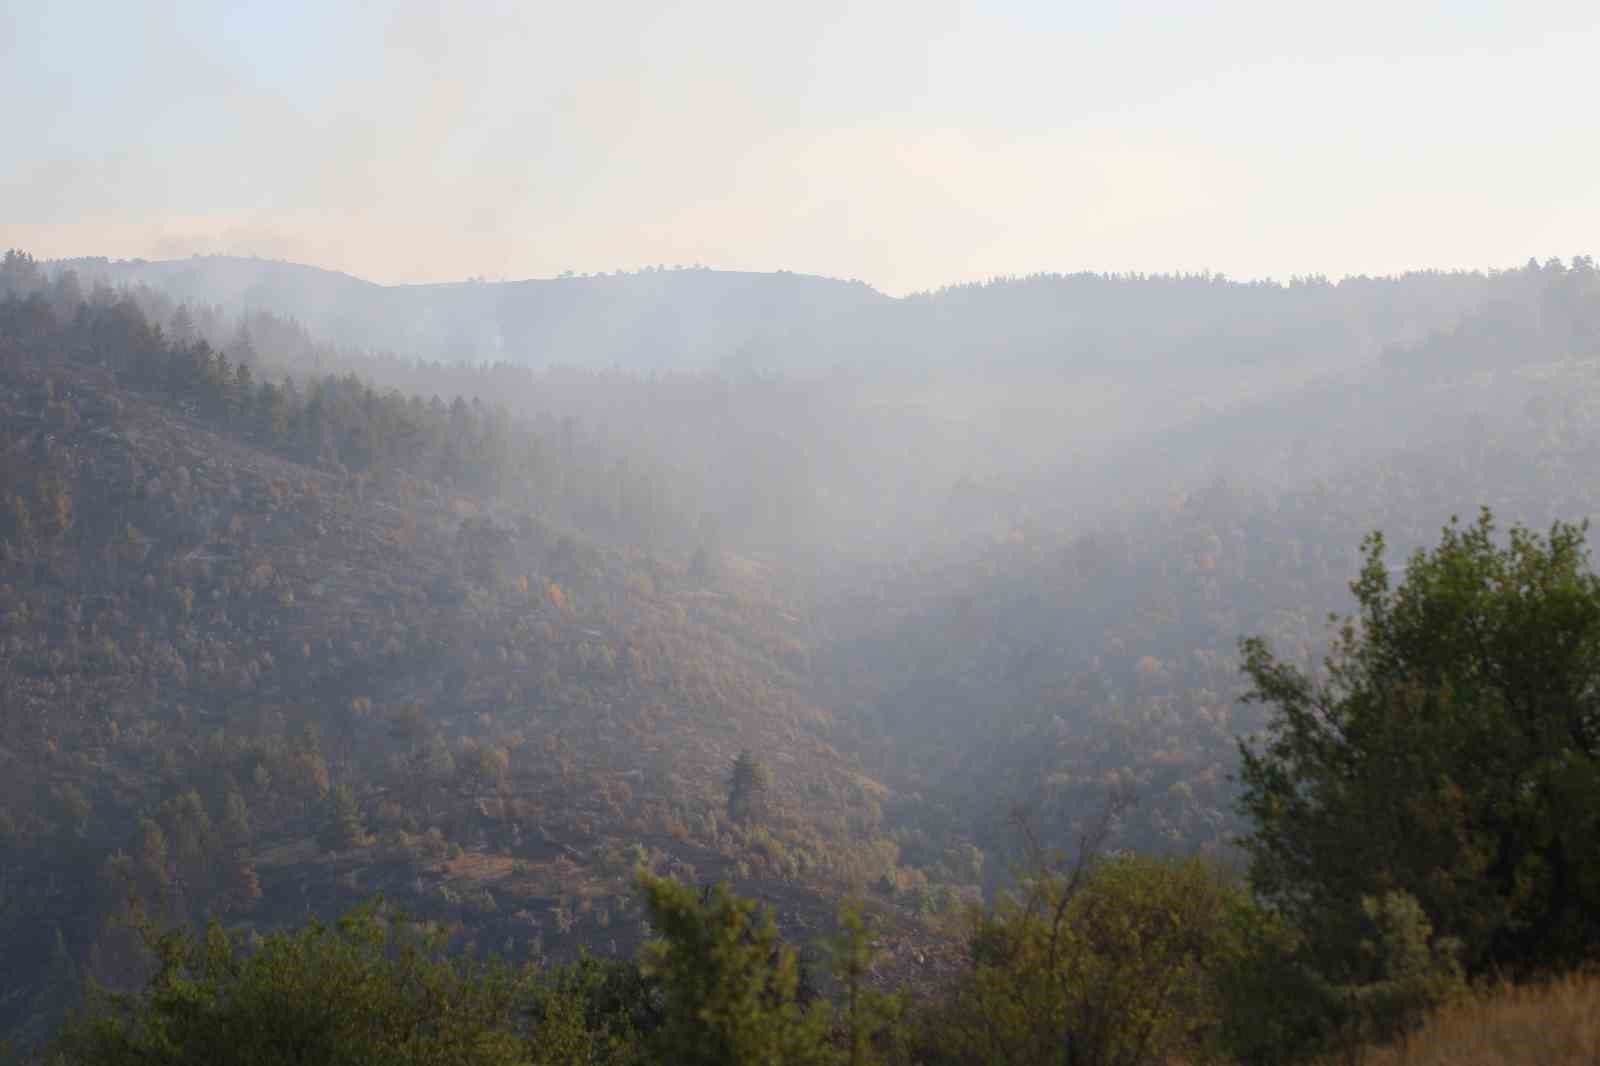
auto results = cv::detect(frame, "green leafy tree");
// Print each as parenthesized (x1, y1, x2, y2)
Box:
(637, 873, 833, 1066)
(923, 852, 1250, 1066)
(1238, 510, 1600, 981)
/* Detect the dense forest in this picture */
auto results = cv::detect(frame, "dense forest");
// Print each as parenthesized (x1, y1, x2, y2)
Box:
(3, 248, 1600, 1062)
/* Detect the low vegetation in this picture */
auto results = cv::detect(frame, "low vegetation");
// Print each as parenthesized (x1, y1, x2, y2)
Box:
(1357, 973, 1600, 1066)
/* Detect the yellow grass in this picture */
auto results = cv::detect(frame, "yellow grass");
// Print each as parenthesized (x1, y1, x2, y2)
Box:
(1360, 973, 1600, 1066)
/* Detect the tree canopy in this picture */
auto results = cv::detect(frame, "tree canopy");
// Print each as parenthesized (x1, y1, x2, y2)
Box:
(1237, 510, 1600, 980)
(49, 903, 537, 1066)
(637, 873, 832, 1066)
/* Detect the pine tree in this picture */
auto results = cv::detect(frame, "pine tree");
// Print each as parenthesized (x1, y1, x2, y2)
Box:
(829, 900, 903, 1066)
(320, 784, 369, 852)
(638, 873, 831, 1066)
(167, 305, 196, 347)
(222, 791, 251, 845)
(727, 751, 772, 826)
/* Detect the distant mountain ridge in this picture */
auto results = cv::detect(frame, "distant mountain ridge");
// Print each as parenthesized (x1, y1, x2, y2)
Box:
(50, 255, 890, 370)
(47, 252, 1596, 398)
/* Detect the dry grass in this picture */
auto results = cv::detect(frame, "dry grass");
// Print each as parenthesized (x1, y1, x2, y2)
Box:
(1360, 973, 1600, 1066)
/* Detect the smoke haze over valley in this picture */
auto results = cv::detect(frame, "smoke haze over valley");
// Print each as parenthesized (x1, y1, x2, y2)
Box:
(6, 3, 1600, 1062)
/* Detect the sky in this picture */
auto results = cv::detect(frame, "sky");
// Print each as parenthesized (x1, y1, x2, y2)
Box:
(2, 0, 1598, 295)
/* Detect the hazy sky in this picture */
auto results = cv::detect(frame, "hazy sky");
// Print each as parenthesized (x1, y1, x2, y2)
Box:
(3, 0, 1597, 293)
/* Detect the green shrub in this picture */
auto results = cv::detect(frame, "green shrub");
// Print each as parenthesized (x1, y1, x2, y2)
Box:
(921, 853, 1249, 1066)
(51, 902, 534, 1066)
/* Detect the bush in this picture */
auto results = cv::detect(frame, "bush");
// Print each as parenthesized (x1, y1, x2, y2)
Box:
(921, 853, 1250, 1066)
(51, 902, 534, 1066)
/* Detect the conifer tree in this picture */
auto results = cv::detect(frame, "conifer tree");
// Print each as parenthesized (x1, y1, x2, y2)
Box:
(319, 783, 369, 852)
(727, 750, 772, 826)
(638, 873, 831, 1066)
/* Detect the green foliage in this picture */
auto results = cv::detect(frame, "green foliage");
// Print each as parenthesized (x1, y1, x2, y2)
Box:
(318, 783, 370, 852)
(1214, 890, 1466, 1066)
(924, 852, 1249, 1066)
(1211, 897, 1330, 1066)
(50, 902, 535, 1066)
(825, 902, 903, 1066)
(637, 873, 833, 1066)
(1238, 510, 1600, 982)
(1340, 892, 1466, 1050)
(523, 954, 651, 1066)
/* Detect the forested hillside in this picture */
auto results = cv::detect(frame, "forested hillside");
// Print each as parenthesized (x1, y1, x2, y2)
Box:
(0, 254, 960, 1049)
(5, 249, 1600, 1060)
